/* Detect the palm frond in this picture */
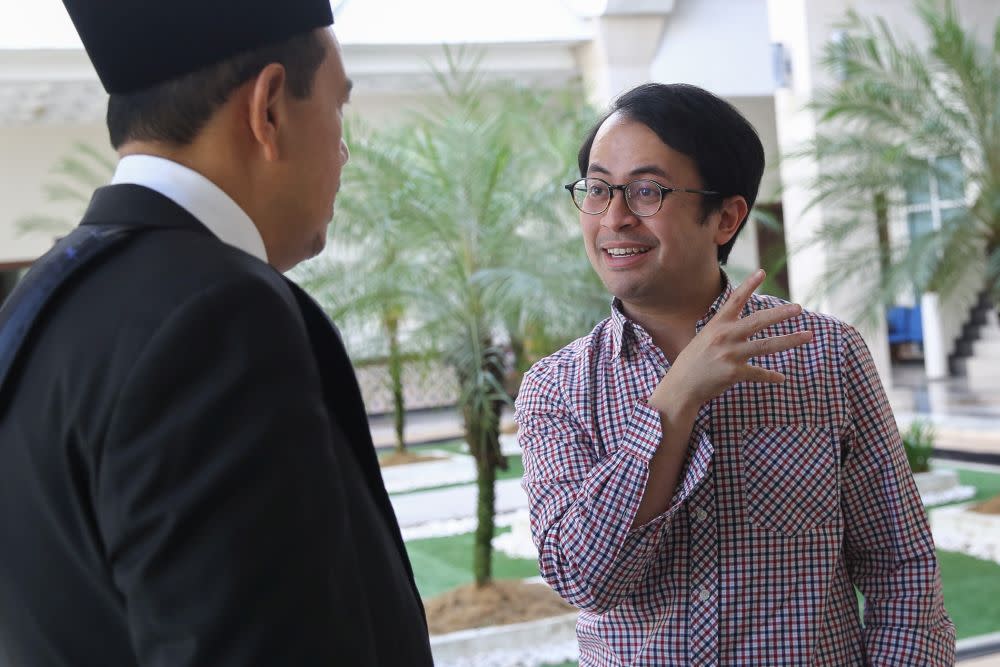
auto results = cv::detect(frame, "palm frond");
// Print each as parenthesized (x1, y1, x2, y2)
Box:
(796, 0, 1000, 311)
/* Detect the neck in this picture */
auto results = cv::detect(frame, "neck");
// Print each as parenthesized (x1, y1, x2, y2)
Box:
(620, 268, 724, 362)
(119, 135, 264, 225)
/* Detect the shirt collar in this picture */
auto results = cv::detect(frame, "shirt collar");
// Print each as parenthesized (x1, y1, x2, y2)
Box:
(698, 271, 736, 330)
(609, 270, 736, 360)
(609, 298, 633, 360)
(111, 154, 268, 263)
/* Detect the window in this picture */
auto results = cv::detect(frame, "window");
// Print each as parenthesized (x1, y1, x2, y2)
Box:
(903, 155, 965, 241)
(887, 156, 966, 360)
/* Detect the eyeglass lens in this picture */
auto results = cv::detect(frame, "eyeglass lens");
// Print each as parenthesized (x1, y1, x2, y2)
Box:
(570, 178, 663, 216)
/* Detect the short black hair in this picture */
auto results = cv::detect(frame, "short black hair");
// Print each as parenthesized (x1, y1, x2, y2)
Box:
(577, 83, 765, 264)
(107, 29, 327, 150)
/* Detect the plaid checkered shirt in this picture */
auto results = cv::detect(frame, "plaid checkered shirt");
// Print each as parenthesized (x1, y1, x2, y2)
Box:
(516, 282, 955, 666)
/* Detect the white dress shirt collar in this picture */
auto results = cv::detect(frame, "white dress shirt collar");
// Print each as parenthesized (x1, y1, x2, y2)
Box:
(111, 154, 268, 263)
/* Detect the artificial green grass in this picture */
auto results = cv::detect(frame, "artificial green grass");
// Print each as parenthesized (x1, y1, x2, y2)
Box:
(389, 440, 525, 496)
(950, 466, 1000, 505)
(939, 549, 1000, 640)
(406, 466, 1000, 644)
(416, 439, 467, 456)
(405, 526, 540, 599)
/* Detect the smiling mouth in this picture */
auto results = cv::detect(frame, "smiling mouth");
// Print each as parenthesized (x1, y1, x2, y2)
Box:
(604, 247, 651, 257)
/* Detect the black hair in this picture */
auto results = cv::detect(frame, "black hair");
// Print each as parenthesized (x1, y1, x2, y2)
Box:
(576, 83, 765, 264)
(107, 29, 326, 149)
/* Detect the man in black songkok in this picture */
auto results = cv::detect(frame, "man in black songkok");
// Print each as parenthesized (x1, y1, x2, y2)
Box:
(0, 2, 434, 665)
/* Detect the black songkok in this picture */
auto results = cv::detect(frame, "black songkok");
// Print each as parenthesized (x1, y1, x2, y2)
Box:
(62, 0, 334, 94)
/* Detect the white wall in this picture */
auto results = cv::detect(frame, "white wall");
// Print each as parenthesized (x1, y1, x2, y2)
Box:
(730, 95, 781, 203)
(651, 0, 775, 97)
(0, 122, 112, 263)
(768, 0, 892, 378)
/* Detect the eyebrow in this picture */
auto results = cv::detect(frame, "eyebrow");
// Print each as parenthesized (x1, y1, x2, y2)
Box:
(587, 163, 671, 180)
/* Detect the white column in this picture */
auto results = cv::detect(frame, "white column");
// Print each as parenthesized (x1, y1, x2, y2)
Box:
(574, 10, 672, 107)
(921, 293, 949, 381)
(768, 0, 893, 387)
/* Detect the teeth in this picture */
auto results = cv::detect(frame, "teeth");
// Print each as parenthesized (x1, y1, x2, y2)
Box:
(607, 247, 649, 256)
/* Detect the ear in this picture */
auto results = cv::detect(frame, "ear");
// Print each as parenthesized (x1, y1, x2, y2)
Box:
(713, 195, 749, 246)
(247, 63, 288, 162)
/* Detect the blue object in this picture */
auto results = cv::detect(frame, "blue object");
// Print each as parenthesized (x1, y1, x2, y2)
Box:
(887, 304, 923, 345)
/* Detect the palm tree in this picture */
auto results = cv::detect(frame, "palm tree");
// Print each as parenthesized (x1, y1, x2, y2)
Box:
(413, 77, 589, 585)
(16, 142, 115, 239)
(319, 50, 603, 586)
(408, 64, 604, 587)
(296, 122, 428, 454)
(792, 0, 999, 321)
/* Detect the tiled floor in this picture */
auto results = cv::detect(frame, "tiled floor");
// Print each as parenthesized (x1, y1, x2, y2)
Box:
(890, 361, 1000, 423)
(889, 362, 1000, 464)
(960, 655, 1000, 666)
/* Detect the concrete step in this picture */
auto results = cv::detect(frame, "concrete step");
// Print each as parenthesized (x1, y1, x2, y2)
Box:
(959, 356, 1000, 386)
(973, 339, 1000, 357)
(979, 327, 1000, 343)
(978, 310, 1000, 340)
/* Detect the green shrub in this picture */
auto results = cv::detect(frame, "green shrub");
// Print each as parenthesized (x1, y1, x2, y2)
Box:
(901, 420, 935, 473)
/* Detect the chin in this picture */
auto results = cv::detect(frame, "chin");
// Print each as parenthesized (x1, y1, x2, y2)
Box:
(307, 233, 327, 259)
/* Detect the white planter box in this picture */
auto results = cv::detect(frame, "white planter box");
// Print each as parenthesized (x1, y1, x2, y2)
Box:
(381, 451, 475, 493)
(914, 469, 959, 494)
(930, 502, 1000, 565)
(431, 611, 578, 667)
(913, 469, 976, 506)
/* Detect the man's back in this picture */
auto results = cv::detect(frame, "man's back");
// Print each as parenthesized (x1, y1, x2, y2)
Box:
(0, 196, 432, 665)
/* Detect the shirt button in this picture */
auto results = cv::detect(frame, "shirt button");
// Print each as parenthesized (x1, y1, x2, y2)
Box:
(697, 587, 711, 602)
(694, 508, 708, 522)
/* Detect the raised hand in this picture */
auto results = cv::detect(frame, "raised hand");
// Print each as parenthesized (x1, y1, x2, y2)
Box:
(648, 269, 813, 416)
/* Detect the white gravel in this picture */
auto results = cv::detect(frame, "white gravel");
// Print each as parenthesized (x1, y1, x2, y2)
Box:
(433, 641, 579, 667)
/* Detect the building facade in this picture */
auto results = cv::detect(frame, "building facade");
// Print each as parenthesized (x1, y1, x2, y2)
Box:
(2, 0, 997, 389)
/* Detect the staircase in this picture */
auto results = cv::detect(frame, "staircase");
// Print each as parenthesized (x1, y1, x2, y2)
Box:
(950, 290, 1000, 387)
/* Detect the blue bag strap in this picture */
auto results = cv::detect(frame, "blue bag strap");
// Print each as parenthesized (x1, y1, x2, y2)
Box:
(0, 224, 135, 396)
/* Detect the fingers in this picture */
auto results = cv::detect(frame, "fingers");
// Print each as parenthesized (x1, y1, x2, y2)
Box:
(735, 303, 804, 338)
(721, 269, 765, 319)
(743, 330, 814, 359)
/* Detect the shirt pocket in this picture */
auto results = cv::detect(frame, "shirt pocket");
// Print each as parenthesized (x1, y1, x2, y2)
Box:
(741, 425, 838, 535)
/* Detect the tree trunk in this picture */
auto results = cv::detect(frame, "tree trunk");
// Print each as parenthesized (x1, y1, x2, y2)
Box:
(385, 312, 406, 453)
(874, 191, 890, 283)
(473, 444, 497, 586)
(459, 339, 509, 588)
(505, 333, 527, 400)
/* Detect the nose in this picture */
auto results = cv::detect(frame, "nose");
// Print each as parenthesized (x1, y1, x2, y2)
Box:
(600, 190, 638, 232)
(340, 139, 350, 165)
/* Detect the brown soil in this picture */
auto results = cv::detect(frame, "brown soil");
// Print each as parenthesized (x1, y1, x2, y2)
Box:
(424, 579, 576, 635)
(378, 450, 446, 467)
(971, 493, 1000, 515)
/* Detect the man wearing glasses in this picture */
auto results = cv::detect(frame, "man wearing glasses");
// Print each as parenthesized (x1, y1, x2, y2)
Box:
(515, 83, 954, 665)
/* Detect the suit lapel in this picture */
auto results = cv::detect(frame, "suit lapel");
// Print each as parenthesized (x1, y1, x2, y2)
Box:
(283, 279, 421, 596)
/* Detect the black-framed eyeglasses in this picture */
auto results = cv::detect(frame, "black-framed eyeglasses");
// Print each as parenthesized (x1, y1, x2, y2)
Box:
(564, 177, 721, 217)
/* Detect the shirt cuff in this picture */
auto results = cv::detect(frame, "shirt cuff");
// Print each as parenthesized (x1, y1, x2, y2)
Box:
(619, 400, 663, 462)
(627, 428, 715, 533)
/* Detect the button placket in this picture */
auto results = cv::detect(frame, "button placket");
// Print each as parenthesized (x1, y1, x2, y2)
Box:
(687, 476, 719, 666)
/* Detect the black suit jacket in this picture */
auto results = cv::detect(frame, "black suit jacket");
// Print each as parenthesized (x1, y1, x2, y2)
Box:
(0, 185, 434, 666)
